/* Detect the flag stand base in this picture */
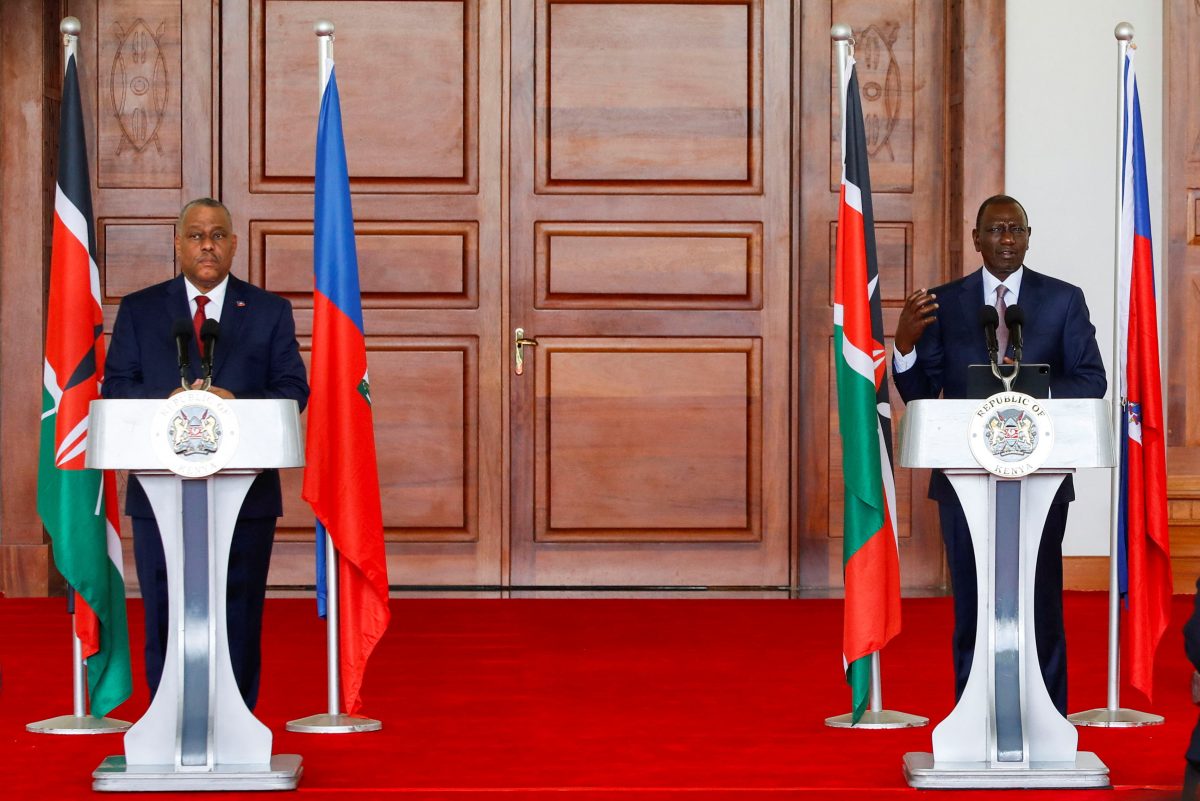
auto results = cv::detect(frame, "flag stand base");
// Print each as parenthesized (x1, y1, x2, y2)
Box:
(1068, 707, 1163, 727)
(825, 710, 928, 729)
(286, 713, 382, 734)
(26, 714, 130, 734)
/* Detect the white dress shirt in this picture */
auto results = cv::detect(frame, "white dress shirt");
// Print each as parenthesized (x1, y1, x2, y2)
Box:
(893, 266, 1025, 373)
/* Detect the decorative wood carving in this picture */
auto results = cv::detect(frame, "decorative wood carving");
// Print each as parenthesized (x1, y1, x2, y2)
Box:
(252, 0, 478, 192)
(536, 221, 761, 309)
(828, 0, 914, 192)
(98, 0, 182, 188)
(798, 0, 948, 591)
(536, 0, 763, 193)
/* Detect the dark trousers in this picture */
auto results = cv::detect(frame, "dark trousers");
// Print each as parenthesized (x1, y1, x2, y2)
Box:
(939, 499, 1069, 715)
(132, 515, 276, 710)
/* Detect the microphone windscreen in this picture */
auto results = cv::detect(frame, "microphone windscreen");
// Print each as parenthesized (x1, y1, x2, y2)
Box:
(199, 318, 220, 341)
(1004, 304, 1025, 327)
(979, 305, 999, 328)
(171, 318, 193, 341)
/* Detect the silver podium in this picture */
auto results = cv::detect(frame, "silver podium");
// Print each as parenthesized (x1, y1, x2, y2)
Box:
(85, 393, 304, 791)
(899, 396, 1112, 789)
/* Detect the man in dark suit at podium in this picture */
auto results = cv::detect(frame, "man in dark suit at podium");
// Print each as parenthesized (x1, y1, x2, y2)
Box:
(892, 195, 1107, 714)
(104, 198, 309, 709)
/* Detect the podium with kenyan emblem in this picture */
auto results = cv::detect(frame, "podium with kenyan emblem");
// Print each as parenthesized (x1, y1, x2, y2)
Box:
(898, 393, 1113, 789)
(85, 393, 304, 791)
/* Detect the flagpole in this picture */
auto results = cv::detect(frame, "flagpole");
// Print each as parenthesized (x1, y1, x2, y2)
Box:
(287, 20, 380, 734)
(824, 23, 924, 730)
(27, 17, 129, 736)
(1068, 21, 1162, 729)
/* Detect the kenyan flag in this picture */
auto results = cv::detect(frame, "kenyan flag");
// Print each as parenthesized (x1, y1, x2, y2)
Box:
(832, 58, 902, 724)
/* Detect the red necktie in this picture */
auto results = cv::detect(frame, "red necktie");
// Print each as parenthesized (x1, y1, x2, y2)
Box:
(193, 295, 209, 357)
(995, 285, 1009, 358)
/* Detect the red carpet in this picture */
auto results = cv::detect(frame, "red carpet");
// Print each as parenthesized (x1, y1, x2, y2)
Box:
(0, 593, 1193, 799)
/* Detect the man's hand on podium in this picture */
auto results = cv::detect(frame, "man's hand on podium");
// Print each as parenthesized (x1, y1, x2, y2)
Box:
(169, 380, 236, 400)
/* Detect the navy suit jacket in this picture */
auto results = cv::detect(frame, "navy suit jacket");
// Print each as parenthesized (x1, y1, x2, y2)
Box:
(103, 274, 309, 518)
(893, 267, 1107, 502)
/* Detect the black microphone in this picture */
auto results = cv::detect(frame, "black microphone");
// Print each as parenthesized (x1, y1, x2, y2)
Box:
(1005, 304, 1025, 362)
(979, 305, 1000, 365)
(171, 318, 193, 386)
(199, 318, 220, 381)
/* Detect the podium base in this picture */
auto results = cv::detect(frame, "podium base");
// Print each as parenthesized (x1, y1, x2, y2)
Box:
(1068, 706, 1164, 727)
(286, 713, 382, 733)
(825, 710, 928, 729)
(26, 714, 130, 734)
(903, 751, 1109, 789)
(92, 754, 303, 792)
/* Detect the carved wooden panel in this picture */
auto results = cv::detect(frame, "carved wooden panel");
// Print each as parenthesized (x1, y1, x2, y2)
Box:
(100, 220, 175, 300)
(536, 0, 762, 193)
(253, 0, 477, 192)
(534, 338, 760, 542)
(827, 220, 910, 306)
(536, 222, 761, 308)
(97, 0, 182, 188)
(827, 0, 914, 193)
(278, 338, 478, 542)
(797, 0, 948, 591)
(250, 221, 478, 308)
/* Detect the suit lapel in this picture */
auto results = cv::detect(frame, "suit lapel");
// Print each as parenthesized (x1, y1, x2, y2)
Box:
(955, 268, 985, 351)
(213, 275, 248, 380)
(165, 276, 199, 380)
(1016, 267, 1044, 330)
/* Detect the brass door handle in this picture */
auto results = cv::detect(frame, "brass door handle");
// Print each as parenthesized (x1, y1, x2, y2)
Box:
(514, 328, 538, 375)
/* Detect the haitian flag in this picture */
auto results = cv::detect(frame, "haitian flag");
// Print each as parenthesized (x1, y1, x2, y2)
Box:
(303, 66, 391, 715)
(36, 52, 131, 718)
(833, 57, 901, 723)
(1115, 48, 1171, 700)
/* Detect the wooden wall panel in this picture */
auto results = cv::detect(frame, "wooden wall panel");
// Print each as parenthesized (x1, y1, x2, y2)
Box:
(101, 220, 175, 298)
(251, 220, 478, 307)
(0, 0, 59, 595)
(536, 0, 762, 193)
(254, 0, 478, 192)
(97, 0, 182, 188)
(225, 0, 504, 589)
(1165, 0, 1200, 588)
(510, 0, 789, 588)
(536, 340, 759, 541)
(796, 0, 949, 592)
(537, 222, 761, 308)
(1167, 0, 1200, 449)
(827, 220, 909, 306)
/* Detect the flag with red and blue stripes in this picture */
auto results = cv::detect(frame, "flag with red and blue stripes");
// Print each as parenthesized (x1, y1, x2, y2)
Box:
(1115, 48, 1171, 700)
(302, 66, 391, 715)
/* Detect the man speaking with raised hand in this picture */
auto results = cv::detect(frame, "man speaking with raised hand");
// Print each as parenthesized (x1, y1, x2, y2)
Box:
(892, 194, 1107, 715)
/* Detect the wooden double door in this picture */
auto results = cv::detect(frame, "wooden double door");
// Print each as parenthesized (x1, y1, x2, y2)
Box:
(64, 0, 958, 593)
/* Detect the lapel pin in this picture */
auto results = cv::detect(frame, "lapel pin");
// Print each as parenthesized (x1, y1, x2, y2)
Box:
(236, 300, 246, 307)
